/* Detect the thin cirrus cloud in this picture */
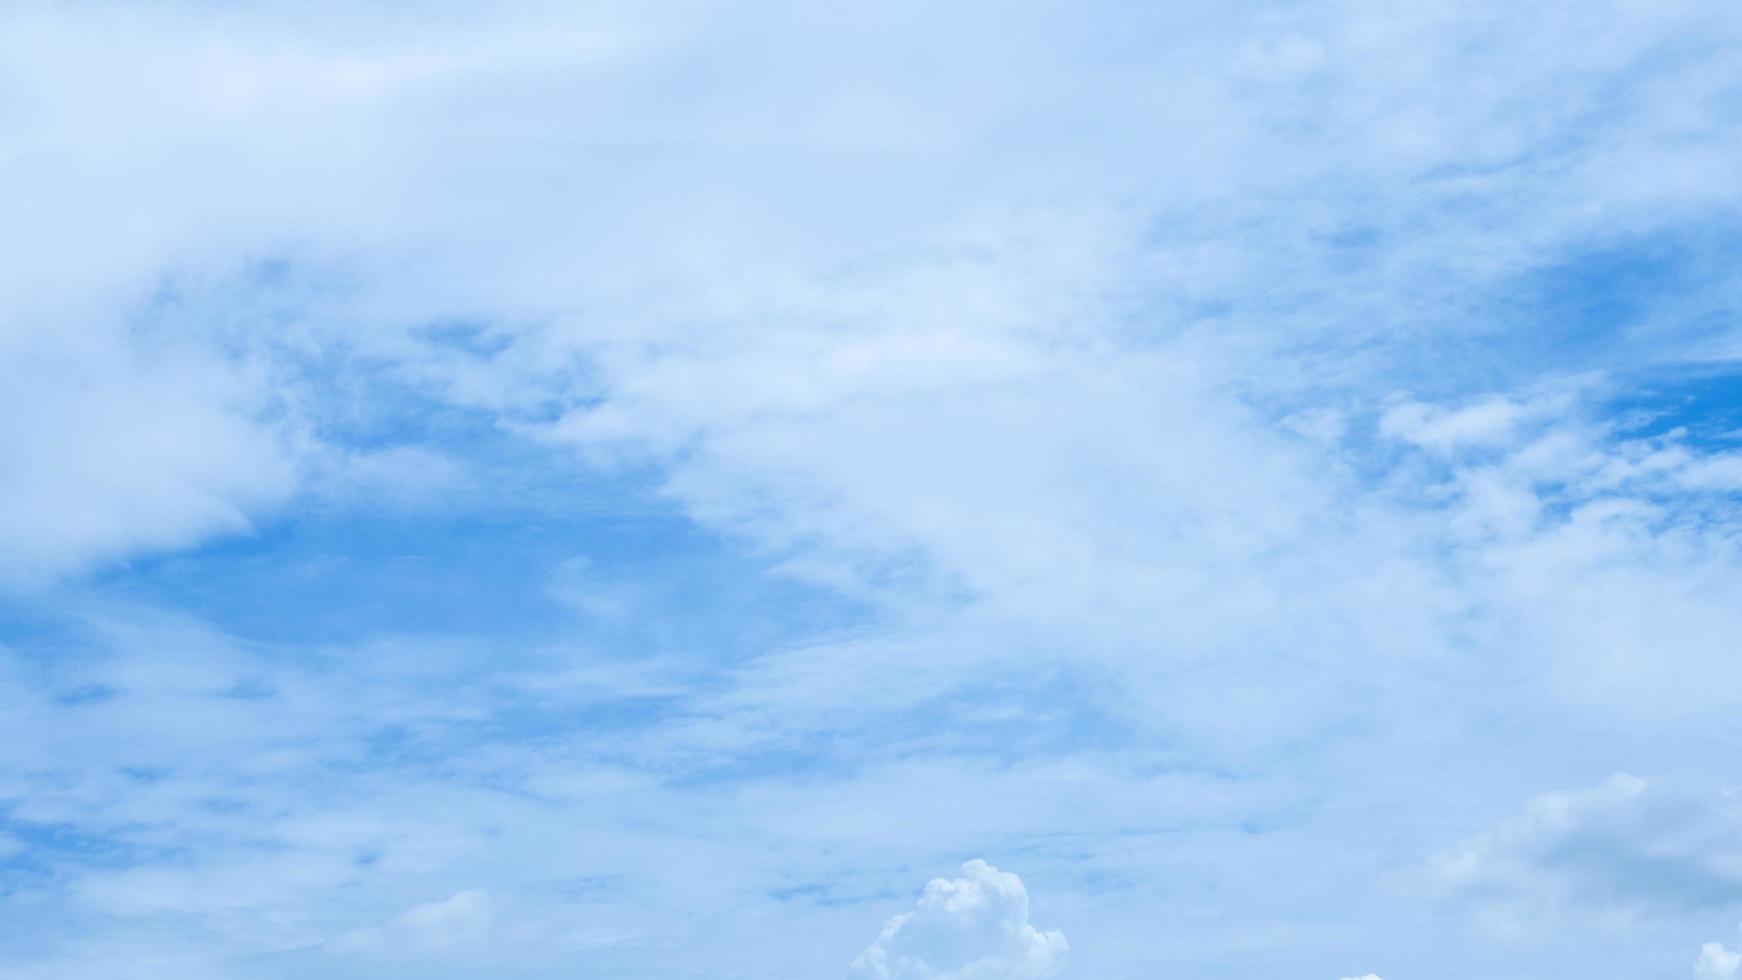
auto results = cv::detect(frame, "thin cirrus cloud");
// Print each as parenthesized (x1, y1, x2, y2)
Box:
(1, 1, 1742, 978)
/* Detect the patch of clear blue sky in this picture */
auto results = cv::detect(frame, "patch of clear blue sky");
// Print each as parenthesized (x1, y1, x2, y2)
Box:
(35, 333, 870, 659)
(1512, 228, 1742, 362)
(1349, 218, 1742, 403)
(1312, 218, 1742, 466)
(1511, 220, 1742, 446)
(1605, 364, 1742, 446)
(85, 500, 853, 656)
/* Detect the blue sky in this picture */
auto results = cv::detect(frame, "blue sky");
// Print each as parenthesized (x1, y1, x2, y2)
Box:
(4, 2, 1742, 978)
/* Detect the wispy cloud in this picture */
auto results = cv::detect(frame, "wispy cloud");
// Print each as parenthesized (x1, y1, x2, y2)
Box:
(3, 1, 1742, 977)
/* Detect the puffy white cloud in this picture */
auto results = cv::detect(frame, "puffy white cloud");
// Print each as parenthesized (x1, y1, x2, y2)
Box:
(852, 860, 1066, 980)
(1371, 385, 1742, 717)
(1432, 774, 1742, 925)
(1697, 926, 1742, 979)
(1697, 936, 1741, 980)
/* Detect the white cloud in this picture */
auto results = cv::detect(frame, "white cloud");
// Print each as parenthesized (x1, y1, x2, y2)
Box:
(332, 889, 496, 952)
(4, 1, 1742, 978)
(1380, 397, 1528, 453)
(852, 860, 1067, 980)
(1431, 774, 1742, 926)
(1698, 932, 1741, 980)
(0, 331, 298, 587)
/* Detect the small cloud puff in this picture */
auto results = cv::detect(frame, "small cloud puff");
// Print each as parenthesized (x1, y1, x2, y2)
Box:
(1698, 928, 1741, 979)
(1379, 396, 1527, 453)
(852, 860, 1067, 980)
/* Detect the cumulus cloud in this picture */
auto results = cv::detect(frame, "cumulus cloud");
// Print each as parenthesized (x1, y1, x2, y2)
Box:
(851, 861, 1066, 980)
(1698, 935, 1741, 980)
(1431, 774, 1742, 924)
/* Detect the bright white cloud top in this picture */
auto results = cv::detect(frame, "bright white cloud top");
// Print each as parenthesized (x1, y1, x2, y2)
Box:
(2, 1, 1742, 978)
(852, 861, 1067, 980)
